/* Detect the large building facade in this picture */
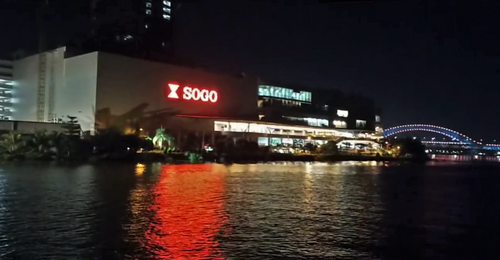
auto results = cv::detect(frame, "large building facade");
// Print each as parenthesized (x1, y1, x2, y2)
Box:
(11, 47, 258, 134)
(257, 82, 382, 132)
(7, 47, 383, 147)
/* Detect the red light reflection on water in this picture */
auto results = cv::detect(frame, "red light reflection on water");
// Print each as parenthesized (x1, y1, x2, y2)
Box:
(144, 164, 228, 259)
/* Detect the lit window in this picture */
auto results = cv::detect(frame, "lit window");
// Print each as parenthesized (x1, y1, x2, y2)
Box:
(146, 2, 152, 8)
(164, 1, 171, 7)
(163, 14, 170, 20)
(375, 115, 381, 122)
(146, 9, 151, 15)
(258, 137, 269, 146)
(257, 85, 312, 103)
(337, 109, 348, 117)
(145, 24, 148, 28)
(163, 7, 171, 13)
(283, 116, 328, 127)
(333, 120, 347, 128)
(356, 120, 367, 128)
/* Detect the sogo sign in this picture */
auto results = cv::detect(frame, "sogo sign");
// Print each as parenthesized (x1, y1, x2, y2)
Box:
(167, 83, 218, 103)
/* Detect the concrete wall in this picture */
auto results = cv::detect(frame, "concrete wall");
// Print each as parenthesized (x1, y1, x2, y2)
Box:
(95, 53, 258, 124)
(56, 52, 98, 133)
(12, 54, 38, 121)
(12, 47, 66, 122)
(0, 120, 66, 133)
(15, 121, 66, 133)
(12, 48, 98, 133)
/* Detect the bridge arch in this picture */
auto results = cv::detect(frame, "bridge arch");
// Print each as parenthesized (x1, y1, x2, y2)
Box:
(383, 124, 478, 144)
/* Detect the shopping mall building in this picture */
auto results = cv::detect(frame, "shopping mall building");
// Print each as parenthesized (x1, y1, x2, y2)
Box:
(0, 47, 383, 147)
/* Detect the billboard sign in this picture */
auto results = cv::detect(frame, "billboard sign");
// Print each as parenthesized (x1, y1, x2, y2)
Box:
(167, 83, 218, 103)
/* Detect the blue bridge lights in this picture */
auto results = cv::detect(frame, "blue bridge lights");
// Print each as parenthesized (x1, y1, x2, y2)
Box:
(383, 124, 500, 151)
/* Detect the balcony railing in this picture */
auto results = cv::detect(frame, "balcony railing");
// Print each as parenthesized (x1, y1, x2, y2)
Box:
(0, 109, 13, 116)
(0, 100, 13, 107)
(0, 92, 12, 98)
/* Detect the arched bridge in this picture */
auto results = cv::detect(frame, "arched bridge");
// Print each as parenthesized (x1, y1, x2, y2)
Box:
(383, 124, 500, 150)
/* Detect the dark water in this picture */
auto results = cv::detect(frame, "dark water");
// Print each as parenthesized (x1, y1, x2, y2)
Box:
(0, 161, 499, 259)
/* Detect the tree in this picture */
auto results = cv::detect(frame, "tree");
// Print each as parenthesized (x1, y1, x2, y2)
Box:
(391, 137, 429, 160)
(0, 132, 26, 160)
(61, 116, 81, 136)
(319, 141, 338, 155)
(400, 138, 427, 158)
(150, 127, 175, 150)
(29, 130, 51, 155)
(181, 133, 201, 152)
(304, 143, 316, 153)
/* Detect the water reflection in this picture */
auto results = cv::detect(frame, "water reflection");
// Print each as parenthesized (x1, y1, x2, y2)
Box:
(135, 163, 146, 176)
(0, 170, 12, 258)
(143, 164, 228, 259)
(0, 164, 96, 259)
(0, 161, 499, 259)
(219, 163, 383, 259)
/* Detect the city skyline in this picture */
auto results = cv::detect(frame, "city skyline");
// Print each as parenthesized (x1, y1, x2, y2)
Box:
(0, 0, 499, 140)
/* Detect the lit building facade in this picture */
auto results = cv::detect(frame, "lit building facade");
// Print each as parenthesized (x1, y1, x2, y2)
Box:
(257, 82, 382, 132)
(10, 47, 257, 134)
(0, 59, 13, 120)
(7, 47, 383, 146)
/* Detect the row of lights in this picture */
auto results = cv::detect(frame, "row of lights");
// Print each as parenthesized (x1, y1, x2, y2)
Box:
(421, 141, 468, 145)
(420, 140, 500, 146)
(384, 124, 480, 144)
(385, 124, 474, 140)
(422, 141, 500, 150)
(388, 128, 500, 147)
(386, 128, 462, 142)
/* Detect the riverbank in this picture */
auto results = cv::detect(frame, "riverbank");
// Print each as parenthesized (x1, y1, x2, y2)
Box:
(135, 152, 422, 164)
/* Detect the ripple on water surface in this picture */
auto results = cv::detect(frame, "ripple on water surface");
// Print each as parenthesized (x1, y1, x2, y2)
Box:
(0, 162, 499, 259)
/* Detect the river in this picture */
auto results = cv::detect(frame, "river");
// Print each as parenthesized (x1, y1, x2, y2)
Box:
(0, 161, 498, 259)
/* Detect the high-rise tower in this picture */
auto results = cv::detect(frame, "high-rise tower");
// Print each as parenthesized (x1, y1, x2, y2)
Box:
(87, 0, 174, 61)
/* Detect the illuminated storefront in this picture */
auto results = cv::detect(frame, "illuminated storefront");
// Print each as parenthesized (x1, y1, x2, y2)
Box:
(213, 120, 356, 138)
(212, 119, 381, 140)
(336, 139, 383, 154)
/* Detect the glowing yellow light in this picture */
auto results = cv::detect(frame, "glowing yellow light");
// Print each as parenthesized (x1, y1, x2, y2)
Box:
(135, 163, 146, 175)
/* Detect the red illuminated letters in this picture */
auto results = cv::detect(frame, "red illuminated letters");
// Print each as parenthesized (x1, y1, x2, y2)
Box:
(167, 83, 218, 103)
(183, 87, 218, 103)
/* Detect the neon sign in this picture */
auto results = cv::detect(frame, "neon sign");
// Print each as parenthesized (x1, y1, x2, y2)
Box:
(167, 83, 218, 103)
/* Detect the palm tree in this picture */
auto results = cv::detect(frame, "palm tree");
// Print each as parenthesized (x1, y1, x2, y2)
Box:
(29, 130, 51, 155)
(0, 132, 26, 159)
(151, 127, 174, 150)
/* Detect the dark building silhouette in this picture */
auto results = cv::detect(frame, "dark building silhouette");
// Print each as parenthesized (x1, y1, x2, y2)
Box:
(86, 0, 174, 61)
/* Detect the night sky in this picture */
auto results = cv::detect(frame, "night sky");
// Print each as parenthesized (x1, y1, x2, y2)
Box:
(1, 0, 499, 140)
